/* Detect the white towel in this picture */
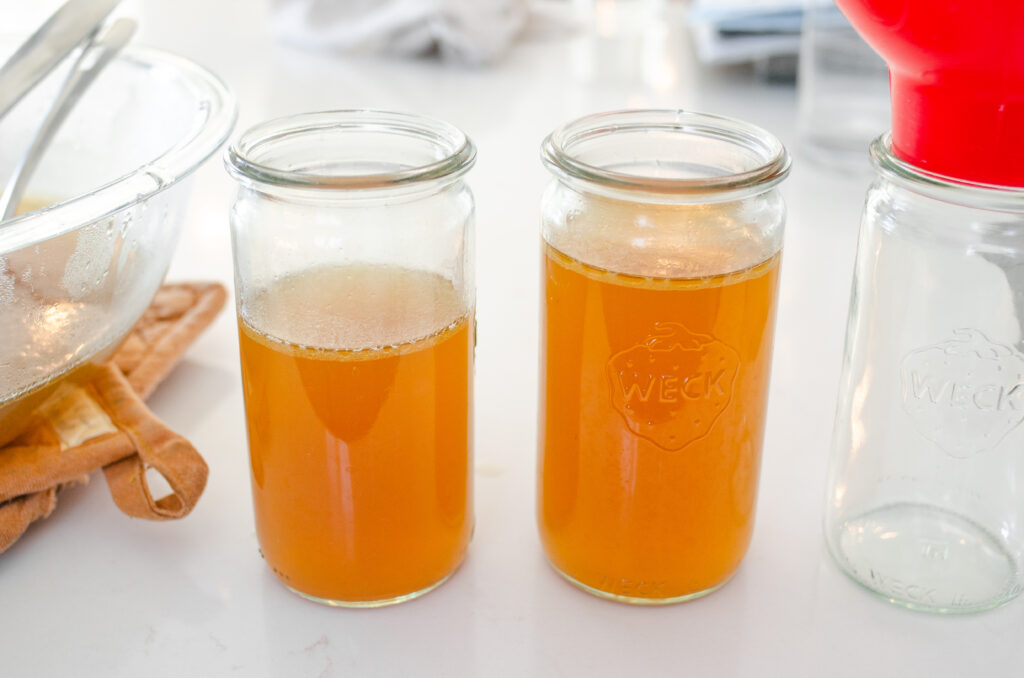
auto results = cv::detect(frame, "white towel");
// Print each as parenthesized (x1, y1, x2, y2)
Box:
(270, 0, 528, 66)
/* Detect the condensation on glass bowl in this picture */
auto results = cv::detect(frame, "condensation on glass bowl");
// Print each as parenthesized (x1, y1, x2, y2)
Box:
(0, 38, 236, 444)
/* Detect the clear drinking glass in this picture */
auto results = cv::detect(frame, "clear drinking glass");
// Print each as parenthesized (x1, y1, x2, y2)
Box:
(225, 111, 476, 607)
(538, 110, 790, 604)
(825, 135, 1024, 613)
(797, 0, 889, 169)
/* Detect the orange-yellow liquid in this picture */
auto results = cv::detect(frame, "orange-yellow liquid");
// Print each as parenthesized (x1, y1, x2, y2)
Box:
(238, 265, 473, 604)
(538, 243, 780, 601)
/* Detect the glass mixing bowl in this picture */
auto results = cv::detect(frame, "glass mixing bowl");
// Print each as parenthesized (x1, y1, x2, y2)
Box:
(0, 39, 236, 444)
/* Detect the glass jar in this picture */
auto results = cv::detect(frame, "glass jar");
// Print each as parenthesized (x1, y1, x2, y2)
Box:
(796, 0, 889, 169)
(825, 135, 1024, 613)
(225, 110, 476, 607)
(537, 110, 790, 604)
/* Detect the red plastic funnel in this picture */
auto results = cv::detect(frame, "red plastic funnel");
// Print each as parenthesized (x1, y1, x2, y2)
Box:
(837, 0, 1024, 186)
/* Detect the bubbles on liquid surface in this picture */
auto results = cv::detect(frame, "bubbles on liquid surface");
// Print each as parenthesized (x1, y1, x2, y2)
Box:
(548, 195, 779, 279)
(244, 264, 468, 352)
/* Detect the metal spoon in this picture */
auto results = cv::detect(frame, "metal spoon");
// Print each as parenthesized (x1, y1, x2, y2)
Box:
(0, 18, 136, 223)
(0, 0, 122, 122)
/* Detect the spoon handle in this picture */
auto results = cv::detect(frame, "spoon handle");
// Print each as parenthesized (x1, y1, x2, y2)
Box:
(0, 18, 136, 223)
(0, 0, 122, 122)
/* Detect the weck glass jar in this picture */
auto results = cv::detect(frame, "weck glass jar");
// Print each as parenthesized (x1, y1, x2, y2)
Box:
(226, 110, 476, 607)
(537, 110, 791, 604)
(825, 134, 1024, 613)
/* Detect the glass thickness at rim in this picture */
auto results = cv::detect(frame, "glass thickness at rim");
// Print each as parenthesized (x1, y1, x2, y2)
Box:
(871, 133, 1024, 212)
(541, 109, 791, 199)
(225, 110, 476, 190)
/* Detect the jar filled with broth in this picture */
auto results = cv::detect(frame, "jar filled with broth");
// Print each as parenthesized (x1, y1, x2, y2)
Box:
(537, 110, 790, 604)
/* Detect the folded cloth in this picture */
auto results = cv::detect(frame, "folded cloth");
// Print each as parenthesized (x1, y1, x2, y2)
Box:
(0, 282, 227, 554)
(270, 0, 528, 65)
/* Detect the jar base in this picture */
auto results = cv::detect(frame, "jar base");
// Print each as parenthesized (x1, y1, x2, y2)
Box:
(280, 569, 457, 609)
(548, 562, 733, 606)
(829, 503, 1023, 614)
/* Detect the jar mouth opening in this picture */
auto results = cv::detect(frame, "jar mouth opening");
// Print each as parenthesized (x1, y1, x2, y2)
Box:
(541, 109, 790, 198)
(871, 134, 1024, 211)
(225, 110, 476, 190)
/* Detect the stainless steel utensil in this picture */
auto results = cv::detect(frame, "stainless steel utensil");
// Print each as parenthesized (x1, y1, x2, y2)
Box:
(0, 0, 121, 121)
(0, 18, 136, 222)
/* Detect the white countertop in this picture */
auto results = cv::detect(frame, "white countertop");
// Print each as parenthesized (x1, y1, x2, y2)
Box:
(3, 1, 1022, 676)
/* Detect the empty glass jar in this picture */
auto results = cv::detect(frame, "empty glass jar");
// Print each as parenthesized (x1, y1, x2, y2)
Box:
(825, 134, 1024, 613)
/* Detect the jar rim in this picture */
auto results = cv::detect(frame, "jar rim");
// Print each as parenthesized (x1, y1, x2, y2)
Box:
(871, 133, 1024, 211)
(225, 110, 476, 190)
(540, 109, 790, 198)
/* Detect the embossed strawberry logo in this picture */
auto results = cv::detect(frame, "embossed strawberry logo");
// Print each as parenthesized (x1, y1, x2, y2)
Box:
(901, 329, 1024, 458)
(607, 322, 739, 451)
